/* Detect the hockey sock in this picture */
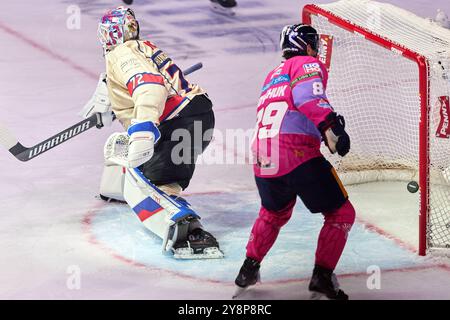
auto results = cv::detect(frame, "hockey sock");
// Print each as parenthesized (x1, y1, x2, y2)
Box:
(315, 200, 355, 270)
(246, 200, 295, 262)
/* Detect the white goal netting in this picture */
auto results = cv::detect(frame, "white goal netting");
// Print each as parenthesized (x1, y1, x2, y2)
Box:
(304, 0, 450, 254)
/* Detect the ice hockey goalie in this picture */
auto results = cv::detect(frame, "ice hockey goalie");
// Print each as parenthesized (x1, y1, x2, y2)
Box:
(80, 6, 223, 260)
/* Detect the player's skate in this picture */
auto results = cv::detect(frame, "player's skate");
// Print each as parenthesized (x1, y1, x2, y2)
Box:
(172, 227, 224, 259)
(232, 257, 261, 299)
(210, 0, 237, 16)
(308, 265, 348, 300)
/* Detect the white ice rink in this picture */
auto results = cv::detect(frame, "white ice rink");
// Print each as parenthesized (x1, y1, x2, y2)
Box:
(0, 0, 450, 299)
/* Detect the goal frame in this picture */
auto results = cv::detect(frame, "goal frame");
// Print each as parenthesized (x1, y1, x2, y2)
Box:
(302, 4, 431, 255)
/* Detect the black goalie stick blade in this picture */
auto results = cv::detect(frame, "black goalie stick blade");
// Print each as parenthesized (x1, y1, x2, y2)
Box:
(8, 113, 101, 162)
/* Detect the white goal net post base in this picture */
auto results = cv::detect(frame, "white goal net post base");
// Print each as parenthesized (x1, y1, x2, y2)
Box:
(302, 0, 450, 255)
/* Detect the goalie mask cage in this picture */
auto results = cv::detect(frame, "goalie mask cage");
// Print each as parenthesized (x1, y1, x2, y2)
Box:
(302, 0, 450, 255)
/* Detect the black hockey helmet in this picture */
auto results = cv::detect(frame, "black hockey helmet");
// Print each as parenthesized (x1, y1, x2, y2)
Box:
(280, 24, 319, 57)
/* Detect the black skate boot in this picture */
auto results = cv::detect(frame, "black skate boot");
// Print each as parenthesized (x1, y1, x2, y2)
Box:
(210, 0, 237, 16)
(308, 265, 349, 300)
(172, 228, 224, 259)
(233, 257, 261, 298)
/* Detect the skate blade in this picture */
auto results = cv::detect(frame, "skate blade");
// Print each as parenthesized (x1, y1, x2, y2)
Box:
(309, 292, 326, 300)
(210, 3, 236, 16)
(232, 286, 248, 299)
(232, 275, 260, 299)
(173, 247, 224, 260)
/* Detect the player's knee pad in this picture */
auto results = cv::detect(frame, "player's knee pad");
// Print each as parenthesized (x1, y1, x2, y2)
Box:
(99, 164, 126, 201)
(323, 199, 356, 233)
(260, 199, 296, 229)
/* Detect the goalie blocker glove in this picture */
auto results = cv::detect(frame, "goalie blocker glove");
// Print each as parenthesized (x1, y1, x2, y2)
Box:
(127, 120, 161, 168)
(318, 112, 350, 157)
(103, 120, 161, 168)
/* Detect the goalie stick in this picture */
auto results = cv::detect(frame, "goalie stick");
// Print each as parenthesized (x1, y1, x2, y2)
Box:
(0, 62, 203, 162)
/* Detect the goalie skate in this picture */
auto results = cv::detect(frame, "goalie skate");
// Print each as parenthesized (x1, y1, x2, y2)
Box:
(121, 168, 222, 259)
(210, 0, 237, 16)
(171, 229, 224, 259)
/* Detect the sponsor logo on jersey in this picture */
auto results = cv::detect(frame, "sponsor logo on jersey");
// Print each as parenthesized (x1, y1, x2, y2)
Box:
(436, 96, 450, 138)
(290, 71, 320, 87)
(303, 62, 321, 73)
(28, 121, 92, 159)
(261, 74, 290, 92)
(120, 58, 140, 73)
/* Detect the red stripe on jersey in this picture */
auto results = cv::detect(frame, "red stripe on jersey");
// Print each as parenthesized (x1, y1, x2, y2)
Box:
(159, 95, 185, 122)
(127, 73, 164, 96)
(143, 41, 157, 50)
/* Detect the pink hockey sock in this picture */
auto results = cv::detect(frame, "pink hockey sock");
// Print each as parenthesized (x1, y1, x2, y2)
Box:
(245, 200, 295, 262)
(315, 200, 356, 270)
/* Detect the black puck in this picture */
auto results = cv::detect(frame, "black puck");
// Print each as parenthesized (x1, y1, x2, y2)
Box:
(407, 181, 419, 193)
(123, 0, 133, 5)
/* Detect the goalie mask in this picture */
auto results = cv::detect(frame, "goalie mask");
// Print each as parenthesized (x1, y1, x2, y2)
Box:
(98, 6, 140, 53)
(280, 24, 319, 57)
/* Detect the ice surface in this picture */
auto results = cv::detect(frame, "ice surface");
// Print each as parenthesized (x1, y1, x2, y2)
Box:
(0, 0, 449, 299)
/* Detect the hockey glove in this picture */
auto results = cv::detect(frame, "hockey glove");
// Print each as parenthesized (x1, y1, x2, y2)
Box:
(318, 112, 350, 157)
(79, 72, 115, 126)
(126, 120, 161, 168)
(103, 121, 161, 168)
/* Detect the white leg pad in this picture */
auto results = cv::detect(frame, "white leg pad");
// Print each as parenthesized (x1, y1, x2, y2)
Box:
(123, 168, 200, 252)
(99, 165, 126, 201)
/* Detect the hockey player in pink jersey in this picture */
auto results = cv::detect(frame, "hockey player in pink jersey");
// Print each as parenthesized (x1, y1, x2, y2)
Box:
(234, 24, 355, 300)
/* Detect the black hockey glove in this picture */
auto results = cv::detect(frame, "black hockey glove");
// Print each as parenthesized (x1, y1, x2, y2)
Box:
(318, 112, 350, 157)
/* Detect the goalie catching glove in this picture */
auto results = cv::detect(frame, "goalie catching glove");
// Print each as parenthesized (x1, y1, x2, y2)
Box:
(318, 112, 350, 157)
(104, 120, 161, 168)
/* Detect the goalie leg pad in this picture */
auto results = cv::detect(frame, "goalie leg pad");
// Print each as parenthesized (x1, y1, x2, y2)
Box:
(123, 168, 203, 253)
(99, 164, 126, 202)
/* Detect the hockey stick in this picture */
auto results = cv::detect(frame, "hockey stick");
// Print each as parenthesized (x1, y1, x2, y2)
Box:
(0, 62, 203, 162)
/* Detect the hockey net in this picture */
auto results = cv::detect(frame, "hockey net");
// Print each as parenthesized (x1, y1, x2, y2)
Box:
(303, 0, 450, 255)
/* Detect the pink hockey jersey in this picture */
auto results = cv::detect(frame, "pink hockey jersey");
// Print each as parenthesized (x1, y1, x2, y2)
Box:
(253, 56, 333, 177)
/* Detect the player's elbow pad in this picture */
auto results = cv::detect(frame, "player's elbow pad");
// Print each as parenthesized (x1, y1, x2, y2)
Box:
(318, 112, 350, 157)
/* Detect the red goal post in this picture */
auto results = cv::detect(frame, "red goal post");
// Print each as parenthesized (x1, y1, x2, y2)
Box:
(302, 0, 450, 255)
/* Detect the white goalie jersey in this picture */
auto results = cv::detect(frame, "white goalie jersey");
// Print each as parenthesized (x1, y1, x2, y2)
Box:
(105, 39, 206, 129)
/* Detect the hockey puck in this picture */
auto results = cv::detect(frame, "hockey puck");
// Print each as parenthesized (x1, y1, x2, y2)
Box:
(123, 0, 133, 5)
(407, 181, 419, 193)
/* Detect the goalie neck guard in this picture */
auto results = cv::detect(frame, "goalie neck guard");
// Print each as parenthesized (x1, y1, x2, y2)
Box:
(98, 6, 140, 53)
